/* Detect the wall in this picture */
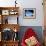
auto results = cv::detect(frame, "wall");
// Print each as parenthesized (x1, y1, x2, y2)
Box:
(0, 0, 44, 26)
(18, 0, 44, 26)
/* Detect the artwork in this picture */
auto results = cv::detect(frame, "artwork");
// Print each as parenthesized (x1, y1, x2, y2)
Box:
(23, 8, 36, 19)
(2, 10, 9, 15)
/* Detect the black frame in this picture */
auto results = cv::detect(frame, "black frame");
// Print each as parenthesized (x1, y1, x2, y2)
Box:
(23, 8, 36, 19)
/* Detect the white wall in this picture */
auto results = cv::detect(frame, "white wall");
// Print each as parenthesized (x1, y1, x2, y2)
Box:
(0, 0, 44, 26)
(0, 0, 15, 7)
(17, 0, 44, 26)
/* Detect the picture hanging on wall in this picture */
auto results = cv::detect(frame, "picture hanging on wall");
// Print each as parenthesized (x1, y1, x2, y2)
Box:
(23, 8, 36, 19)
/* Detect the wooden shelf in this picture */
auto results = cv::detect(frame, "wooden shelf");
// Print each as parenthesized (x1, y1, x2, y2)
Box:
(0, 7, 19, 46)
(0, 24, 20, 32)
(2, 40, 19, 42)
(0, 7, 19, 9)
(0, 7, 19, 24)
(0, 40, 19, 46)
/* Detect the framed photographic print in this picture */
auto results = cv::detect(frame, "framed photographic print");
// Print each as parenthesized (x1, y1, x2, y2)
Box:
(23, 8, 36, 19)
(2, 10, 9, 15)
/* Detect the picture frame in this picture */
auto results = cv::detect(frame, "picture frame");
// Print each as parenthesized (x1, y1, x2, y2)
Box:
(23, 8, 36, 19)
(2, 10, 9, 15)
(9, 10, 18, 15)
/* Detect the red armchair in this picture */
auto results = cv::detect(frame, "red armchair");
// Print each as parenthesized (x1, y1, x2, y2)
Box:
(21, 28, 41, 46)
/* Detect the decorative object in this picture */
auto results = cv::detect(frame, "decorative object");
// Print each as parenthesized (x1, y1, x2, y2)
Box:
(2, 10, 9, 15)
(23, 8, 36, 19)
